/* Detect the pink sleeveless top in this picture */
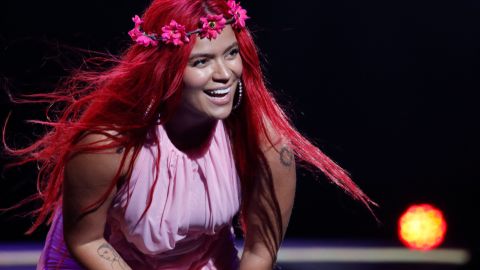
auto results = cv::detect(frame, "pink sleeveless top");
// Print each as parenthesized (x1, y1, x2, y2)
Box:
(38, 120, 241, 270)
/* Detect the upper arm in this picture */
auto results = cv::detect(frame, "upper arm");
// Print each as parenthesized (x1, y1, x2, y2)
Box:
(262, 142, 297, 231)
(240, 130, 297, 268)
(256, 122, 297, 237)
(62, 132, 132, 247)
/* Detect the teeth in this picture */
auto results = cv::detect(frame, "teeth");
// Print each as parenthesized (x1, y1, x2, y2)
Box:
(209, 88, 230, 95)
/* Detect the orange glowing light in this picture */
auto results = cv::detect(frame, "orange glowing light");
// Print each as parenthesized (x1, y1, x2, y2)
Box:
(398, 203, 447, 250)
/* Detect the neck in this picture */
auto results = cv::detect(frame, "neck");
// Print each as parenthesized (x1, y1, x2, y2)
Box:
(164, 109, 217, 151)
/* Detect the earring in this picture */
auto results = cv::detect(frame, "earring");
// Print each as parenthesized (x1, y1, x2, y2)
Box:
(143, 98, 155, 118)
(233, 80, 243, 110)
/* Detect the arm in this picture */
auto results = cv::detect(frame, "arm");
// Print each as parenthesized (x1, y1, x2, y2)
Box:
(239, 142, 297, 270)
(63, 133, 132, 270)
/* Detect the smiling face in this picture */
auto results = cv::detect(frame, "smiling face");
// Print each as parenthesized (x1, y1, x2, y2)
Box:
(178, 25, 243, 124)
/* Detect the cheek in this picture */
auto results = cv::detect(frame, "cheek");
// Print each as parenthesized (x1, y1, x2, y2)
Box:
(183, 68, 211, 90)
(232, 57, 243, 77)
(181, 68, 211, 110)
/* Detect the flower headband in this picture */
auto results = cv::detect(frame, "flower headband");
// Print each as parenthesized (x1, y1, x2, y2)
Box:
(128, 0, 249, 47)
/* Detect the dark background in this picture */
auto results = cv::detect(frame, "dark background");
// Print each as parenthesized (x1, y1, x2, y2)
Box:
(1, 0, 478, 266)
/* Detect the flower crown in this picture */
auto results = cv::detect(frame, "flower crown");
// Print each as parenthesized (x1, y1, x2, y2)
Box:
(128, 0, 249, 47)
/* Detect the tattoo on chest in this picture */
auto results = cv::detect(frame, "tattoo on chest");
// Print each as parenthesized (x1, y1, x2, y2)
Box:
(280, 146, 294, 167)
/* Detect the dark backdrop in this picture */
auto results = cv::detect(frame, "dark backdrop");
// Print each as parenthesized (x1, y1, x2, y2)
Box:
(1, 0, 478, 264)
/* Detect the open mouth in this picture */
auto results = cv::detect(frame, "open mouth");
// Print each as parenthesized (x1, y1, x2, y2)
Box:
(203, 87, 231, 98)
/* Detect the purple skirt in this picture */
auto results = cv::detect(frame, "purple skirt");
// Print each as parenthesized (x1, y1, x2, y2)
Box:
(37, 210, 83, 269)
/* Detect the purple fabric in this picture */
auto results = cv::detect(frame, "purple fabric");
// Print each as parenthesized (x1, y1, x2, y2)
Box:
(37, 210, 83, 270)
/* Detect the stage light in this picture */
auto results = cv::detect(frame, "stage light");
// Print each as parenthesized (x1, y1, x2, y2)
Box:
(398, 203, 447, 250)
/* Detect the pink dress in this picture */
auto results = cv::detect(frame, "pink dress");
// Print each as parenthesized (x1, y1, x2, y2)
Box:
(38, 120, 242, 269)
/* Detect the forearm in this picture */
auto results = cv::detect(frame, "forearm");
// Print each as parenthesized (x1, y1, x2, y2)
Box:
(68, 238, 131, 270)
(239, 250, 273, 270)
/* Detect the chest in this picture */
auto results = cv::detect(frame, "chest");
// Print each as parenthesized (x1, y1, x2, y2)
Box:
(112, 139, 241, 238)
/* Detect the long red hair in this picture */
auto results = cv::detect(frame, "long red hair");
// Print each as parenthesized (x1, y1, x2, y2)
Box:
(3, 0, 375, 260)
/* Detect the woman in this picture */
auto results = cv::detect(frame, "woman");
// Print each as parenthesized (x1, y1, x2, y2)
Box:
(4, 0, 375, 269)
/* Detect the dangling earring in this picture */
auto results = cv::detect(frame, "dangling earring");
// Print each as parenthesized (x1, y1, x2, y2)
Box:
(233, 80, 243, 110)
(144, 98, 155, 118)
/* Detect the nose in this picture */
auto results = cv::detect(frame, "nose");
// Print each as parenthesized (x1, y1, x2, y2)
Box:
(212, 60, 231, 83)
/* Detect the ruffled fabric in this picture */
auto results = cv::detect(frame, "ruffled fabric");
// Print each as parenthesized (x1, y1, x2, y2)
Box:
(38, 120, 241, 269)
(107, 120, 241, 269)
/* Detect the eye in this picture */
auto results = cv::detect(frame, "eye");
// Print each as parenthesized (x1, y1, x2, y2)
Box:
(192, 58, 208, 67)
(228, 48, 239, 57)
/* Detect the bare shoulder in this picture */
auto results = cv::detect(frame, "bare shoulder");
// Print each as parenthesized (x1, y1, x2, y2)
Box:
(260, 120, 296, 177)
(262, 141, 296, 180)
(260, 118, 292, 158)
(65, 130, 134, 188)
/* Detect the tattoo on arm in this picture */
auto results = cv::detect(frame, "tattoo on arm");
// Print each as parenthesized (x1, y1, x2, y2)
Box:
(97, 242, 128, 270)
(279, 146, 294, 167)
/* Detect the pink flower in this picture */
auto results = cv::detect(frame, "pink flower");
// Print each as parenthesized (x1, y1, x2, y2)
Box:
(128, 15, 143, 41)
(132, 15, 143, 26)
(161, 20, 190, 46)
(128, 28, 143, 40)
(135, 35, 159, 47)
(128, 14, 159, 47)
(199, 14, 227, 39)
(227, 0, 249, 30)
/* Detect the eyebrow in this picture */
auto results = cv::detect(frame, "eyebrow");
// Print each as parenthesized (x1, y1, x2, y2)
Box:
(189, 42, 239, 60)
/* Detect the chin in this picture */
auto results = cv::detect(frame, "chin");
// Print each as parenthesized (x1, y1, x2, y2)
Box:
(207, 105, 233, 120)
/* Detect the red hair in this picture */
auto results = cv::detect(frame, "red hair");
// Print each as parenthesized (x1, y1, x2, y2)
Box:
(3, 0, 375, 258)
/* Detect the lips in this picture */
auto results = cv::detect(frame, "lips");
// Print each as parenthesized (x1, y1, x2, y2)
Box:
(203, 86, 231, 98)
(203, 86, 233, 106)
